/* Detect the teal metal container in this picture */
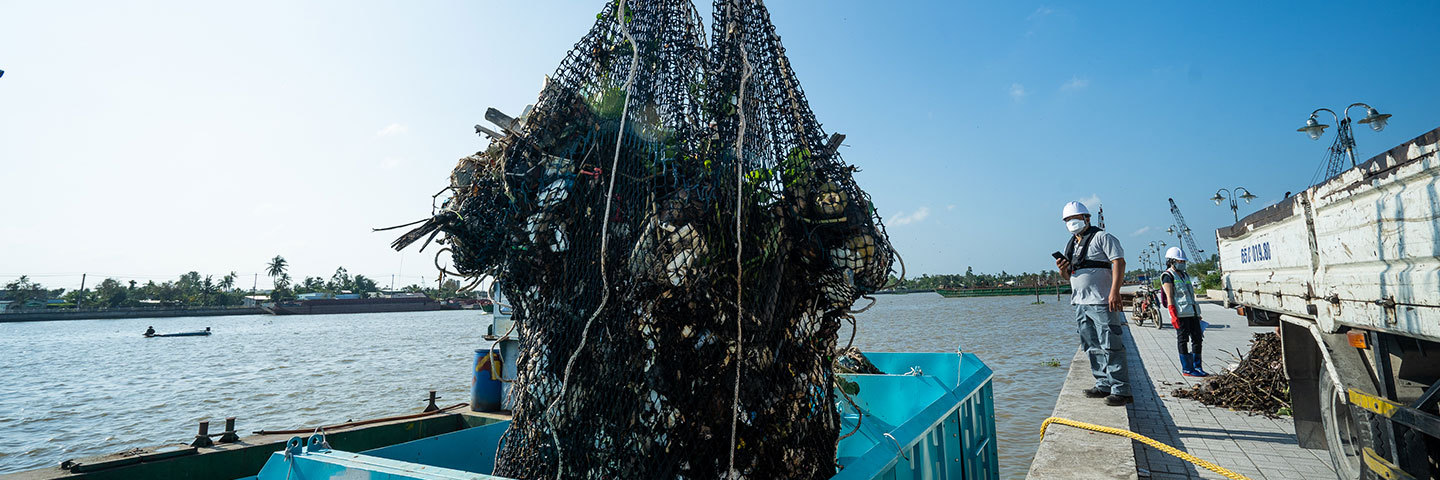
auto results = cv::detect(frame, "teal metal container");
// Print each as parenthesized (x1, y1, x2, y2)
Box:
(833, 352, 997, 480)
(472, 349, 503, 412)
(254, 350, 997, 480)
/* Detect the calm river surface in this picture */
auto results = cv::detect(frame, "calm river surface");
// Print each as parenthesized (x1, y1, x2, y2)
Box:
(0, 294, 1075, 478)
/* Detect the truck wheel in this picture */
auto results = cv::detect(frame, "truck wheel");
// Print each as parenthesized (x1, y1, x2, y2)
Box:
(1318, 373, 1372, 480)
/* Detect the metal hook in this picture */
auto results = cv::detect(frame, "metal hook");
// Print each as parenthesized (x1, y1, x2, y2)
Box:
(882, 432, 910, 461)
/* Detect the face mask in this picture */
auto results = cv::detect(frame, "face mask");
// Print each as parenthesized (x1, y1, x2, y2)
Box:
(1065, 219, 1086, 234)
(1172, 262, 1186, 272)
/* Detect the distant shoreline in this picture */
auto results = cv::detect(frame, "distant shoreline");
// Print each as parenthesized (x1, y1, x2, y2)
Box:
(0, 306, 265, 323)
(871, 288, 936, 295)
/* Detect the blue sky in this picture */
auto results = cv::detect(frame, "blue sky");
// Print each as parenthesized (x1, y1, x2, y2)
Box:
(3, 1, 1439, 289)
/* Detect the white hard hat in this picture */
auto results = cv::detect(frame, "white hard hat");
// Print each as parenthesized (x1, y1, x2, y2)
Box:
(1061, 201, 1090, 219)
(1165, 247, 1188, 261)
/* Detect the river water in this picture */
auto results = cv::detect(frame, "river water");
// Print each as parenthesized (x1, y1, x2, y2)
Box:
(0, 293, 1074, 478)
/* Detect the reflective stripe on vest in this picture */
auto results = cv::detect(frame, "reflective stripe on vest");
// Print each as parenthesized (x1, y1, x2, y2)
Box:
(1164, 269, 1200, 317)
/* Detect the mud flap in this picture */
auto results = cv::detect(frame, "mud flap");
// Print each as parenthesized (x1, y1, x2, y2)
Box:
(1281, 320, 1326, 449)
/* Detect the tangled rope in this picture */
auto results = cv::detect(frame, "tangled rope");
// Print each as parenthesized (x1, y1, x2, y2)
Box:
(725, 2, 754, 474)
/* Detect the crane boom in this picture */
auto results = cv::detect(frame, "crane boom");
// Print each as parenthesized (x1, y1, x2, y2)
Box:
(1168, 198, 1203, 260)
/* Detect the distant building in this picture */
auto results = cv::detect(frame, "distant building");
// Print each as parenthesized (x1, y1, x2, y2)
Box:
(241, 295, 270, 307)
(296, 292, 335, 301)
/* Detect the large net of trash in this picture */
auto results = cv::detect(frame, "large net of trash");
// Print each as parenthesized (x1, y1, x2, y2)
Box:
(1172, 333, 1291, 417)
(385, 0, 898, 478)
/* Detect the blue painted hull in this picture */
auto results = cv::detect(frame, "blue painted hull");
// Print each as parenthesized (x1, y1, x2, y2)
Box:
(252, 351, 999, 480)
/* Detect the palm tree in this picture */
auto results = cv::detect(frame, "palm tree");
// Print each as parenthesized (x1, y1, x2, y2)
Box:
(266, 256, 288, 287)
(219, 272, 236, 292)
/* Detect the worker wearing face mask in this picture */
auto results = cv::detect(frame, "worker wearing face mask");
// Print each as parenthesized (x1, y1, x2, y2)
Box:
(1054, 201, 1131, 406)
(1161, 247, 1208, 376)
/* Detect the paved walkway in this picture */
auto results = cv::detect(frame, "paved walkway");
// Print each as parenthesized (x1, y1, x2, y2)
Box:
(1124, 302, 1336, 480)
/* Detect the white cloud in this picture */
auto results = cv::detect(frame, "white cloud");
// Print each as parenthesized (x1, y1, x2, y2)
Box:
(1008, 83, 1027, 102)
(381, 157, 404, 169)
(250, 202, 277, 218)
(1028, 6, 1055, 20)
(946, 204, 957, 211)
(889, 206, 931, 226)
(1131, 226, 1152, 236)
(1078, 194, 1102, 212)
(376, 123, 408, 137)
(1061, 76, 1089, 91)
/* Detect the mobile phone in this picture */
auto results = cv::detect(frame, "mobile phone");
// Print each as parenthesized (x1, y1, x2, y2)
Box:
(1051, 251, 1065, 260)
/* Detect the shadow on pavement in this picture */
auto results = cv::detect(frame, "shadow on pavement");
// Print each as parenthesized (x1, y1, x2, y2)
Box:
(1121, 324, 1204, 478)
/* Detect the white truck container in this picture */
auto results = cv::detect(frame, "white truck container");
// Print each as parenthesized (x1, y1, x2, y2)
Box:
(1219, 127, 1440, 480)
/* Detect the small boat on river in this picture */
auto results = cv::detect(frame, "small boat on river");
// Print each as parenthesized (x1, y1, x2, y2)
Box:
(144, 328, 211, 338)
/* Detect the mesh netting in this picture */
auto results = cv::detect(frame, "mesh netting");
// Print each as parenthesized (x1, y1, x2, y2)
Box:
(389, 0, 896, 477)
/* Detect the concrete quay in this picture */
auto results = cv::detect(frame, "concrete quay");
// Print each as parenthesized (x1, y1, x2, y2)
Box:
(1029, 301, 1337, 480)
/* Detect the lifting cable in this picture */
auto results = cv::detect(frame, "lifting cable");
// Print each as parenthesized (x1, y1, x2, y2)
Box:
(1040, 417, 1253, 480)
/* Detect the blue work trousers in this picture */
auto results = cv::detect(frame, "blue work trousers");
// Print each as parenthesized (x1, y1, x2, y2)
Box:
(1075, 304, 1130, 396)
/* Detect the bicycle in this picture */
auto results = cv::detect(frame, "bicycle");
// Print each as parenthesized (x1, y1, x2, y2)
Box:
(1130, 284, 1165, 329)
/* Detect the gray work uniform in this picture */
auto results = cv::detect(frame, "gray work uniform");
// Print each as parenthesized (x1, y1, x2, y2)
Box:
(1066, 229, 1129, 396)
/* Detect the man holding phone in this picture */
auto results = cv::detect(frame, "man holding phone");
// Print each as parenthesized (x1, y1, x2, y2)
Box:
(1055, 201, 1131, 406)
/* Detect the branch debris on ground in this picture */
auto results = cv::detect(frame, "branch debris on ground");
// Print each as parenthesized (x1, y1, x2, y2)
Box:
(1172, 332, 1291, 417)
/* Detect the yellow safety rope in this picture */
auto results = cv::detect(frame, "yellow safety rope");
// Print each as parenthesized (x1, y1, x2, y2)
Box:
(1040, 417, 1253, 480)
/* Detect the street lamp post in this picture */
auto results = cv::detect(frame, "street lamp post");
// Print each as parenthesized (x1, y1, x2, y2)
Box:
(1164, 225, 1186, 251)
(1211, 187, 1257, 223)
(1140, 246, 1152, 281)
(1154, 241, 1167, 278)
(1146, 241, 1167, 281)
(1297, 103, 1392, 168)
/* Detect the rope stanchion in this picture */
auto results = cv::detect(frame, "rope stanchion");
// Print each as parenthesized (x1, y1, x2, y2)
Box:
(1040, 417, 1253, 480)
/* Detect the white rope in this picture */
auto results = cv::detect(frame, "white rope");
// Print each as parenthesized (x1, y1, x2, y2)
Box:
(726, 4, 753, 476)
(546, 0, 640, 476)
